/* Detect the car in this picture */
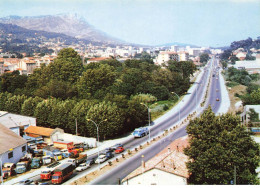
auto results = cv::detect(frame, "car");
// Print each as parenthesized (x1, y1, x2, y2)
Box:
(95, 154, 107, 164)
(115, 147, 125, 154)
(39, 182, 50, 185)
(104, 147, 113, 153)
(76, 162, 90, 172)
(18, 179, 33, 185)
(86, 158, 95, 166)
(111, 143, 123, 150)
(216, 98, 219, 101)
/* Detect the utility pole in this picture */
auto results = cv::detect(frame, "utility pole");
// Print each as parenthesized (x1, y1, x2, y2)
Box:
(75, 119, 78, 136)
(234, 166, 236, 185)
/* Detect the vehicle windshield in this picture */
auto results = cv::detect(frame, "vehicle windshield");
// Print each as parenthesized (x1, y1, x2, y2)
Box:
(41, 170, 51, 173)
(44, 157, 50, 160)
(79, 164, 85, 167)
(52, 176, 60, 180)
(133, 131, 140, 134)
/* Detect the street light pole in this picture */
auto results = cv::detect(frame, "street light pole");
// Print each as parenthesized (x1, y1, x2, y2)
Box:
(140, 103, 151, 142)
(171, 92, 181, 125)
(0, 155, 3, 185)
(86, 119, 107, 170)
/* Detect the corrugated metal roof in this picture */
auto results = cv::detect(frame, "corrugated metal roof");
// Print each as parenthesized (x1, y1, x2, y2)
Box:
(0, 112, 36, 129)
(0, 123, 27, 154)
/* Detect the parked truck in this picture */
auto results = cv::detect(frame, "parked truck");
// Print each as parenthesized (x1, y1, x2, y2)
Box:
(133, 127, 149, 138)
(67, 154, 87, 167)
(51, 163, 74, 184)
(15, 161, 30, 174)
(2, 163, 15, 179)
(53, 152, 63, 161)
(30, 157, 42, 169)
(40, 162, 61, 180)
(42, 155, 52, 165)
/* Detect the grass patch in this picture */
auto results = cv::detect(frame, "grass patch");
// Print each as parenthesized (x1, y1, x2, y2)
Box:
(226, 81, 239, 88)
(150, 98, 182, 121)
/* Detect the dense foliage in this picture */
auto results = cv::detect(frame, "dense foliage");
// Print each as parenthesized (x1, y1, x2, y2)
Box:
(0, 48, 196, 139)
(220, 37, 260, 61)
(225, 67, 259, 87)
(184, 107, 259, 185)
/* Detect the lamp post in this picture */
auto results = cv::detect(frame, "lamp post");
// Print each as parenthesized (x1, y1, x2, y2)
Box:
(86, 119, 107, 170)
(171, 92, 181, 125)
(0, 155, 3, 185)
(140, 103, 151, 142)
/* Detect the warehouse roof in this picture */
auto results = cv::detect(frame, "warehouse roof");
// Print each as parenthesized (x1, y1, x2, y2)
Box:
(0, 123, 27, 154)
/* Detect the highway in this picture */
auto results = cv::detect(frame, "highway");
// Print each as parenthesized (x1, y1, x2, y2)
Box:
(89, 57, 222, 184)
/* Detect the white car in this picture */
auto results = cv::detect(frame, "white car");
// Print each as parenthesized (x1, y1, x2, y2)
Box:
(75, 162, 90, 172)
(95, 154, 107, 164)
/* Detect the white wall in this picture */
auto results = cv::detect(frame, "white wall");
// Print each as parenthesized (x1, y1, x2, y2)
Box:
(0, 144, 27, 164)
(123, 168, 187, 185)
(59, 133, 96, 148)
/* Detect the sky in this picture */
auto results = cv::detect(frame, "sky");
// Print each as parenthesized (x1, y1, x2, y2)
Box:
(0, 0, 260, 47)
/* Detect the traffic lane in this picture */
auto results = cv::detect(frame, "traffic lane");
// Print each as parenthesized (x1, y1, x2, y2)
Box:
(123, 70, 209, 149)
(90, 125, 187, 185)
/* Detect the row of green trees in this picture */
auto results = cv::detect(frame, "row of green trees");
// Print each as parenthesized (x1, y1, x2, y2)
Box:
(0, 48, 196, 139)
(0, 92, 157, 140)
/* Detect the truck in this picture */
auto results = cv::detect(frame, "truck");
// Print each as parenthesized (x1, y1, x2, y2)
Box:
(40, 162, 61, 180)
(53, 152, 63, 161)
(51, 163, 74, 184)
(30, 157, 42, 169)
(2, 163, 15, 179)
(67, 154, 87, 167)
(53, 141, 74, 149)
(42, 155, 52, 165)
(15, 161, 30, 174)
(133, 127, 149, 138)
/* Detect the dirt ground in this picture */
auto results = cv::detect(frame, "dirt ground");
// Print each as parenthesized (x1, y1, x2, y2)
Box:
(227, 84, 247, 114)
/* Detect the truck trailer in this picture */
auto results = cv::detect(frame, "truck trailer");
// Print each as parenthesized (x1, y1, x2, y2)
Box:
(51, 163, 74, 184)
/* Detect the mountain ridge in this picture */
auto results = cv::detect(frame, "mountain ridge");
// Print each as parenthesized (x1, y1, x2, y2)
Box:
(0, 14, 125, 45)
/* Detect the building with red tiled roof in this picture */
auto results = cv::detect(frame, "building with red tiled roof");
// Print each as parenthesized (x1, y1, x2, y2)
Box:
(122, 135, 190, 185)
(24, 126, 64, 143)
(87, 57, 112, 64)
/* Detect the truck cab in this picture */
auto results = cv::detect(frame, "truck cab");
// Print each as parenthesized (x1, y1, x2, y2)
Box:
(42, 155, 52, 165)
(53, 152, 63, 161)
(15, 161, 29, 174)
(30, 157, 42, 169)
(2, 163, 15, 179)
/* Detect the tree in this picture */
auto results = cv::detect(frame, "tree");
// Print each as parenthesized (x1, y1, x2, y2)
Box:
(184, 107, 259, 185)
(86, 101, 124, 140)
(21, 96, 43, 116)
(0, 70, 27, 93)
(34, 99, 59, 127)
(5, 95, 28, 114)
(242, 88, 260, 105)
(200, 53, 210, 63)
(77, 64, 116, 99)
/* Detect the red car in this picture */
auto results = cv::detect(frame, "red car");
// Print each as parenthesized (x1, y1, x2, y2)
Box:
(115, 147, 125, 154)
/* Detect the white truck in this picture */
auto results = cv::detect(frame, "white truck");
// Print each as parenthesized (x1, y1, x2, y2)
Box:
(42, 155, 52, 165)
(67, 154, 87, 167)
